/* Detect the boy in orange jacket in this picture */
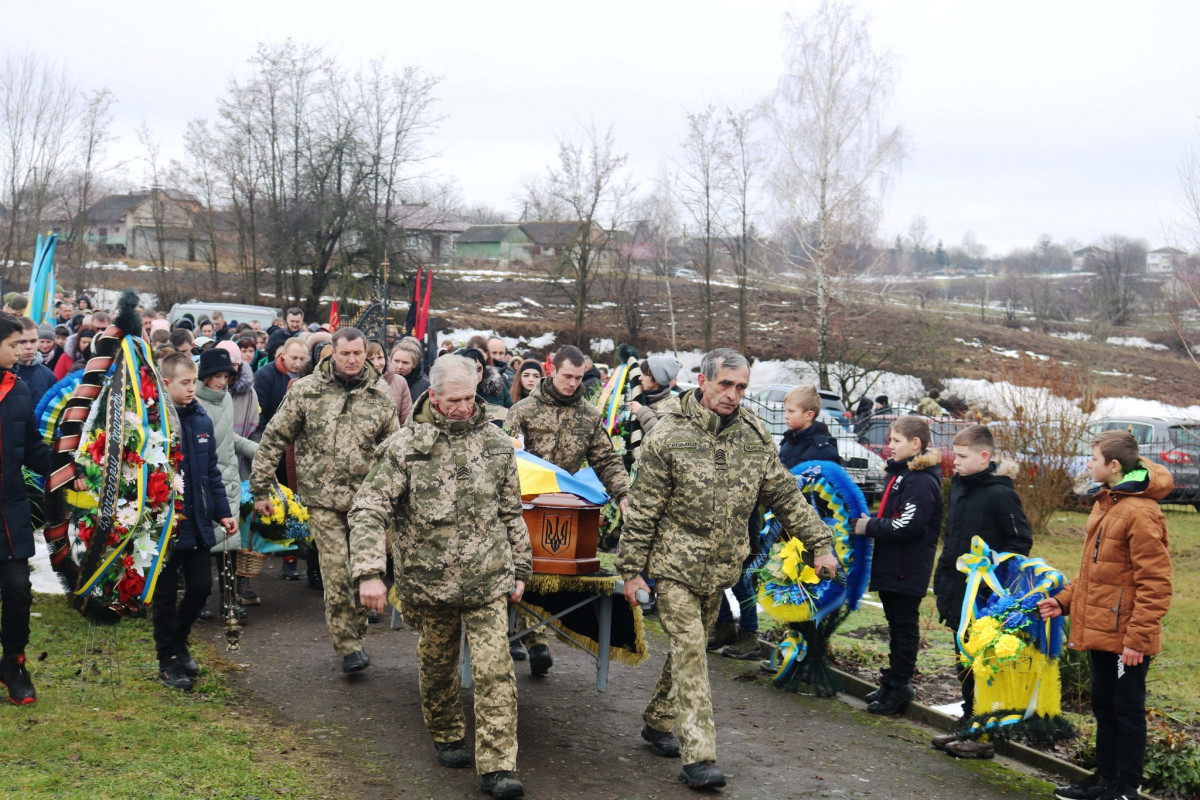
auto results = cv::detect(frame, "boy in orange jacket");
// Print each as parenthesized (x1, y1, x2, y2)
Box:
(1038, 430, 1173, 800)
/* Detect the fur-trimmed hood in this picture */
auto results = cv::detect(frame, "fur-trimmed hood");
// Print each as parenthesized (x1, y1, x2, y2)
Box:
(993, 458, 1020, 480)
(904, 448, 941, 472)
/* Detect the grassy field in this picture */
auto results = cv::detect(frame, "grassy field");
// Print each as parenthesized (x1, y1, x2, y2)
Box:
(823, 505, 1200, 719)
(0, 595, 344, 799)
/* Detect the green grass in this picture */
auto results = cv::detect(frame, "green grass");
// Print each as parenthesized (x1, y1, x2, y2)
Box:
(822, 505, 1200, 719)
(0, 594, 341, 799)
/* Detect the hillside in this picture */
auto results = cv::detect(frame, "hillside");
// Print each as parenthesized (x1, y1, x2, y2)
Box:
(430, 267, 1200, 408)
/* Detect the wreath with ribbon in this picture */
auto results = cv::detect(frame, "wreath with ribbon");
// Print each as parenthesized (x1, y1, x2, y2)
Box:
(41, 290, 182, 623)
(757, 460, 872, 696)
(952, 536, 1075, 746)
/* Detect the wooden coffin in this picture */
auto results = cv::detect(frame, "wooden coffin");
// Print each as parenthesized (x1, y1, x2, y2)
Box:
(523, 492, 602, 575)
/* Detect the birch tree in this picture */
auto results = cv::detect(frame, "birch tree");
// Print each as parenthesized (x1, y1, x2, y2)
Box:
(764, 1, 907, 389)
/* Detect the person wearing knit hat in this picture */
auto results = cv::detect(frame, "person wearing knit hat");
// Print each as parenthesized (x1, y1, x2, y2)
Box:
(36, 324, 55, 342)
(35, 324, 63, 373)
(150, 318, 170, 334)
(641, 355, 681, 389)
(509, 358, 543, 404)
(632, 355, 681, 437)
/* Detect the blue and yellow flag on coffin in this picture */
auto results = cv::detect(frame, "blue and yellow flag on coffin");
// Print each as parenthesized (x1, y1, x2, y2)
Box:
(515, 450, 609, 505)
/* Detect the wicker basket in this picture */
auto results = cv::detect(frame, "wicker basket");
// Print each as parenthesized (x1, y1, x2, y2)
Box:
(236, 549, 267, 578)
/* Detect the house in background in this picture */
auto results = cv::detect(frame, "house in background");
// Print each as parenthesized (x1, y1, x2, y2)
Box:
(75, 189, 201, 261)
(1146, 246, 1187, 274)
(454, 224, 528, 260)
(1071, 245, 1103, 271)
(384, 203, 471, 263)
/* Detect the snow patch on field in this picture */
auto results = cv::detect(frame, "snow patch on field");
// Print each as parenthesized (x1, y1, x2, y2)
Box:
(1107, 336, 1168, 351)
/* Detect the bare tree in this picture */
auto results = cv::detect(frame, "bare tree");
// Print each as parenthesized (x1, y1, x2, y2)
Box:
(181, 118, 224, 291)
(720, 105, 762, 353)
(523, 124, 629, 346)
(62, 88, 117, 269)
(675, 105, 728, 350)
(763, 1, 907, 389)
(357, 59, 442, 283)
(1086, 235, 1146, 328)
(0, 52, 78, 277)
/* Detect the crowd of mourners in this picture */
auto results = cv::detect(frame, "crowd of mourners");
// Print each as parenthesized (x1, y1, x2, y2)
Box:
(0, 289, 1172, 800)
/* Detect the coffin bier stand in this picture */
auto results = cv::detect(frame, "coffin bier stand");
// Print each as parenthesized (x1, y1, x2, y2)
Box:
(523, 492, 602, 575)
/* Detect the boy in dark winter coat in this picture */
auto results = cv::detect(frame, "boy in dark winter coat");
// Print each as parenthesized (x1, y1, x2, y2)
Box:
(152, 353, 237, 690)
(931, 424, 1032, 759)
(1039, 431, 1172, 800)
(853, 416, 943, 715)
(0, 313, 54, 704)
(778, 385, 842, 470)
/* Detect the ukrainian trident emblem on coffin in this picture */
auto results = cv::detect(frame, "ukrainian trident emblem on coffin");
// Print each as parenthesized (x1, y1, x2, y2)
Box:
(523, 493, 601, 575)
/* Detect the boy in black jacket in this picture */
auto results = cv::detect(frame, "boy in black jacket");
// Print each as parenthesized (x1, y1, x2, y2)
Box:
(931, 424, 1033, 758)
(853, 416, 943, 715)
(0, 312, 54, 704)
(153, 352, 236, 690)
(778, 385, 842, 469)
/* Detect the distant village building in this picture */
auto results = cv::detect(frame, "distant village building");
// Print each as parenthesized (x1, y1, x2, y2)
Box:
(454, 224, 527, 261)
(383, 203, 470, 263)
(69, 189, 201, 262)
(1071, 245, 1103, 271)
(1145, 246, 1187, 274)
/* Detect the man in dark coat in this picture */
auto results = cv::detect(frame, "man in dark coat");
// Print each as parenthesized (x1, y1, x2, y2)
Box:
(13, 318, 57, 408)
(0, 313, 54, 705)
(253, 338, 308, 439)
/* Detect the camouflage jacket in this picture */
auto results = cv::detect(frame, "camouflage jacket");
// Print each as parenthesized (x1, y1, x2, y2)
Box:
(616, 389, 831, 594)
(348, 393, 532, 607)
(249, 357, 399, 512)
(505, 377, 629, 501)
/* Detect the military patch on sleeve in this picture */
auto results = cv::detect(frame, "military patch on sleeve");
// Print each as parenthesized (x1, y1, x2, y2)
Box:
(486, 445, 511, 456)
(743, 444, 770, 453)
(667, 442, 698, 449)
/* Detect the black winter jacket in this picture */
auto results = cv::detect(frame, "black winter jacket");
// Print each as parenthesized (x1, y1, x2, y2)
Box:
(933, 460, 1033, 626)
(175, 400, 231, 550)
(0, 371, 53, 560)
(403, 360, 430, 401)
(779, 421, 842, 470)
(864, 449, 944, 597)
(15, 362, 57, 409)
(253, 358, 295, 437)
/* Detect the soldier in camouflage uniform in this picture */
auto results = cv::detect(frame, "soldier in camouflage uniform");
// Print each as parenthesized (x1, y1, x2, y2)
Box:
(250, 328, 398, 673)
(617, 348, 837, 790)
(503, 344, 629, 674)
(353, 355, 530, 800)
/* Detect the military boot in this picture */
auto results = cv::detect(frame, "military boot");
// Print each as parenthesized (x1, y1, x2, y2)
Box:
(721, 628, 762, 660)
(706, 621, 737, 652)
(480, 770, 524, 799)
(679, 761, 726, 789)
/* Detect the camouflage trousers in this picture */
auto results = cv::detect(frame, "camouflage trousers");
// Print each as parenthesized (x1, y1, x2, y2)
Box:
(308, 507, 368, 656)
(406, 596, 519, 775)
(513, 606, 548, 648)
(643, 578, 724, 764)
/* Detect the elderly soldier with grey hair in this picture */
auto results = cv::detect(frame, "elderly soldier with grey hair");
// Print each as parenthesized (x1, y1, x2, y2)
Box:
(352, 355, 531, 800)
(503, 343, 630, 675)
(617, 347, 837, 790)
(250, 327, 399, 673)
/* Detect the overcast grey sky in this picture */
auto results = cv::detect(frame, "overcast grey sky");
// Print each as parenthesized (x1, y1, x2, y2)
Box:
(3, 0, 1198, 255)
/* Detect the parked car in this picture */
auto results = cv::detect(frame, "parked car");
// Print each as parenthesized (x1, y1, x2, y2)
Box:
(671, 268, 699, 280)
(747, 384, 854, 431)
(855, 411, 970, 477)
(741, 390, 886, 500)
(1073, 416, 1200, 505)
(168, 302, 282, 331)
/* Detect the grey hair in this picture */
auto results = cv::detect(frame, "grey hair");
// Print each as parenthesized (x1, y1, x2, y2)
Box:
(700, 348, 749, 380)
(429, 354, 477, 394)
